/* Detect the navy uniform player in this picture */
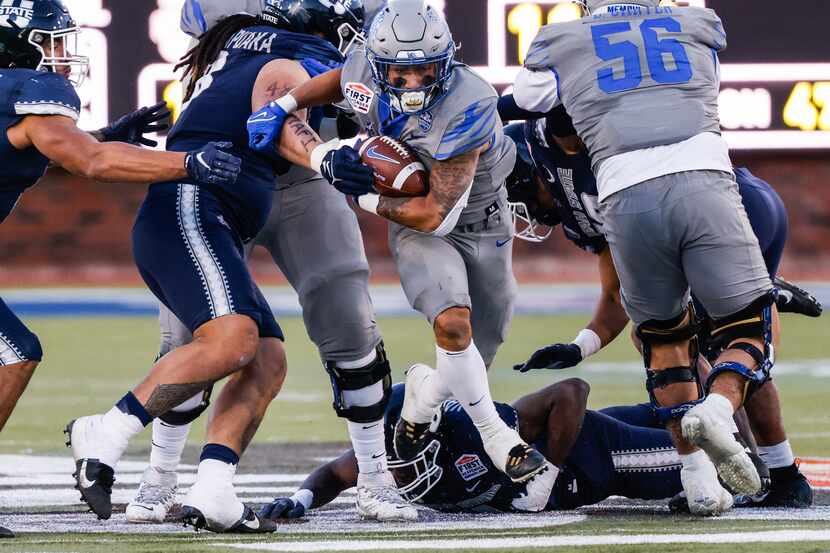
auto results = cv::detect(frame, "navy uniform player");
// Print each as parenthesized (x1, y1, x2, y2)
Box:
(258, 379, 688, 518)
(503, 120, 815, 509)
(511, 0, 781, 514)
(246, 0, 548, 485)
(64, 3, 376, 533)
(126, 0, 416, 524)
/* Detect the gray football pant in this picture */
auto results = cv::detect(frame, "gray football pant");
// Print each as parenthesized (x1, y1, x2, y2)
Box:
(600, 170, 773, 326)
(388, 202, 517, 367)
(158, 177, 382, 366)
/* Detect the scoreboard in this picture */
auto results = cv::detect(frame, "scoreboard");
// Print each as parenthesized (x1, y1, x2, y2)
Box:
(68, 0, 830, 151)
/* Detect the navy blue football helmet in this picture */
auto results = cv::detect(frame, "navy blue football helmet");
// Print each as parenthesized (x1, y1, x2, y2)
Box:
(260, 0, 366, 56)
(504, 123, 556, 243)
(384, 383, 443, 502)
(0, 0, 88, 84)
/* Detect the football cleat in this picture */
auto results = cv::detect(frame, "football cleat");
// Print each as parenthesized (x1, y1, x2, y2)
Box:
(181, 474, 273, 533)
(681, 404, 762, 496)
(394, 364, 438, 461)
(680, 460, 734, 516)
(0, 525, 13, 538)
(126, 466, 179, 523)
(735, 465, 813, 508)
(182, 505, 277, 534)
(483, 427, 547, 483)
(65, 419, 116, 520)
(774, 277, 822, 317)
(511, 462, 560, 512)
(355, 470, 418, 521)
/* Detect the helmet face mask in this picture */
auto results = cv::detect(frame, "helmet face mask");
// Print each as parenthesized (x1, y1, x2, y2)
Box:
(388, 439, 443, 502)
(28, 26, 88, 86)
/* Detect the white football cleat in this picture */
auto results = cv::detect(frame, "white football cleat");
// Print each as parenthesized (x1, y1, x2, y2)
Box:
(180, 469, 275, 533)
(126, 466, 179, 523)
(482, 426, 547, 483)
(356, 470, 418, 521)
(64, 416, 124, 520)
(511, 462, 560, 512)
(680, 459, 734, 516)
(681, 402, 762, 496)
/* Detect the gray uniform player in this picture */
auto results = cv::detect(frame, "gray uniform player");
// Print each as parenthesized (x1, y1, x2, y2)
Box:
(126, 0, 417, 524)
(513, 0, 777, 515)
(247, 0, 550, 484)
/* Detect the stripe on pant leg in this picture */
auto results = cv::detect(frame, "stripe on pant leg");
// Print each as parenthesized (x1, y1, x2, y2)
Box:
(176, 184, 234, 319)
(611, 447, 681, 472)
(0, 332, 25, 366)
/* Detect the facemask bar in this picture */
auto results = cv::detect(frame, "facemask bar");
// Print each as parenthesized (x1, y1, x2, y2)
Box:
(367, 46, 454, 114)
(336, 22, 365, 56)
(388, 439, 443, 502)
(28, 26, 89, 86)
(508, 201, 554, 243)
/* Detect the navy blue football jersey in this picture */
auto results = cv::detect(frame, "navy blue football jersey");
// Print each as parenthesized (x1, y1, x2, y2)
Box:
(522, 119, 606, 254)
(0, 69, 80, 223)
(166, 26, 343, 241)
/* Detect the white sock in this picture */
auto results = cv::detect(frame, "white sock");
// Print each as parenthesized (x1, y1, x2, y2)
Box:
(197, 457, 237, 485)
(681, 449, 713, 471)
(436, 342, 505, 443)
(758, 440, 795, 469)
(99, 406, 146, 468)
(149, 419, 191, 472)
(705, 393, 735, 419)
(347, 419, 388, 474)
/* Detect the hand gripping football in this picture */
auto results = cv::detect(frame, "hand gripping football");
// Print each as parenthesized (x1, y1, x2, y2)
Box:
(358, 136, 428, 197)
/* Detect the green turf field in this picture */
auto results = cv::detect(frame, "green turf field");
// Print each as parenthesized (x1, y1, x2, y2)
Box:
(2, 313, 829, 456)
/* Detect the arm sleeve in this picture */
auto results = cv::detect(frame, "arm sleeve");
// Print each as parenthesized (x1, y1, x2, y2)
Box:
(434, 97, 499, 161)
(14, 73, 81, 121)
(514, 67, 561, 114)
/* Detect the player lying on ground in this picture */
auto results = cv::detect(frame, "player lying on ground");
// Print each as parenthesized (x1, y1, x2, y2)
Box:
(126, 0, 417, 525)
(0, 0, 240, 539)
(65, 1, 376, 533)
(502, 119, 814, 509)
(246, 0, 548, 485)
(259, 378, 690, 518)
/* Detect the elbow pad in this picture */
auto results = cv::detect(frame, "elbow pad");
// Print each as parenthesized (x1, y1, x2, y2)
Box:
(429, 183, 472, 237)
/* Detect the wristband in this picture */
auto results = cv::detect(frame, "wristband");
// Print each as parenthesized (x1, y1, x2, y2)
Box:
(275, 93, 299, 115)
(310, 138, 341, 173)
(572, 328, 601, 359)
(291, 489, 314, 510)
(357, 193, 380, 215)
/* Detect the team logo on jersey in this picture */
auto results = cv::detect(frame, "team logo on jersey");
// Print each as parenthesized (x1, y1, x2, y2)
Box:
(418, 112, 433, 132)
(344, 82, 374, 114)
(0, 0, 34, 28)
(454, 454, 488, 481)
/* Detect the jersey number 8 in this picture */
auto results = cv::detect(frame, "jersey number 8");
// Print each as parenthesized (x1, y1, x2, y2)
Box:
(591, 16, 693, 94)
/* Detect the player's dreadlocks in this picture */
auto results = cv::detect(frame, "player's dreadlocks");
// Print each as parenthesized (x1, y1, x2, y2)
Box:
(176, 14, 259, 102)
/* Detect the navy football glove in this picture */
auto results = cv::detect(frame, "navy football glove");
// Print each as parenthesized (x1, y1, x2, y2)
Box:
(320, 145, 375, 196)
(259, 497, 306, 520)
(514, 343, 582, 372)
(184, 141, 242, 186)
(247, 101, 290, 152)
(100, 101, 170, 147)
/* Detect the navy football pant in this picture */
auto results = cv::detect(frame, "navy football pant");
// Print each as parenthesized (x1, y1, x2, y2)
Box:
(547, 410, 682, 509)
(735, 167, 788, 278)
(132, 182, 282, 339)
(0, 298, 42, 365)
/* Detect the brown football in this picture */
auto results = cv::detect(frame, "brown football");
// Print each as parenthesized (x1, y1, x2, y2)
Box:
(359, 136, 429, 198)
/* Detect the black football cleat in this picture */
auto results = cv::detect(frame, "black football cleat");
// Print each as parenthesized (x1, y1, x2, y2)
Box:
(505, 443, 547, 483)
(0, 525, 13, 538)
(65, 420, 115, 520)
(735, 464, 813, 508)
(774, 277, 823, 318)
(393, 418, 434, 461)
(182, 505, 277, 533)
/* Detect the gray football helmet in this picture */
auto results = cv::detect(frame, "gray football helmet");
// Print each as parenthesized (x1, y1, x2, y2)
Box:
(365, 0, 455, 114)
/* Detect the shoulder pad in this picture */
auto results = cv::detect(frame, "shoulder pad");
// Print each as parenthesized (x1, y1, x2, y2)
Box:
(431, 68, 499, 160)
(14, 72, 81, 121)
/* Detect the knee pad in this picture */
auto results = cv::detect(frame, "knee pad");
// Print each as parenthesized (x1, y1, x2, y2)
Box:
(325, 342, 392, 424)
(159, 385, 213, 426)
(705, 291, 776, 401)
(635, 304, 701, 368)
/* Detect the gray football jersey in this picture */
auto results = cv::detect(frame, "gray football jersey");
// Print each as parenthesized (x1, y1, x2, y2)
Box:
(340, 48, 516, 224)
(524, 6, 726, 166)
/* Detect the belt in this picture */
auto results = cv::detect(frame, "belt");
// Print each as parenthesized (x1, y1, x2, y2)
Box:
(456, 201, 501, 233)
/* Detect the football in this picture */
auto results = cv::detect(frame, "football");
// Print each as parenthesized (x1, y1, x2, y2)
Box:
(358, 136, 429, 197)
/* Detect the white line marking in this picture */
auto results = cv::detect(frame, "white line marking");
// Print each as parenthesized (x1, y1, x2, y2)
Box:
(216, 530, 830, 551)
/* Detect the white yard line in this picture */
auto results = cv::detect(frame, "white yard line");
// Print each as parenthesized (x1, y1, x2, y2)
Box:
(216, 529, 830, 551)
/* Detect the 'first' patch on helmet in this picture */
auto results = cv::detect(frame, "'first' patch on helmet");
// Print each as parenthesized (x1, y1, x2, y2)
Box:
(0, 0, 34, 28)
(455, 454, 488, 481)
(344, 82, 374, 114)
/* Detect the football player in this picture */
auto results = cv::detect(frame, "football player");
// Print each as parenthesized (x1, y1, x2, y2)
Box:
(258, 378, 689, 518)
(0, 0, 240, 537)
(509, 0, 783, 515)
(126, 0, 416, 524)
(64, 1, 374, 533)
(246, 0, 549, 485)
(504, 119, 815, 509)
